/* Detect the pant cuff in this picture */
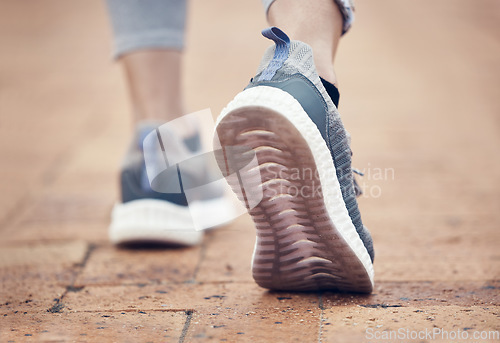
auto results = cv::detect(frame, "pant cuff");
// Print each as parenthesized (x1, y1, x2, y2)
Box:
(261, 0, 355, 35)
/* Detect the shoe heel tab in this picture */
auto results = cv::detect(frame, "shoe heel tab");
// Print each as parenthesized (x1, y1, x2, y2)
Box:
(261, 27, 290, 45)
(258, 27, 291, 82)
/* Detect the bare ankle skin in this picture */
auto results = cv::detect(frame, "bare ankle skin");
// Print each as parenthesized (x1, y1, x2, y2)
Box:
(266, 0, 343, 86)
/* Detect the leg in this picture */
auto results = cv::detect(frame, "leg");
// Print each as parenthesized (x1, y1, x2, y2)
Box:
(122, 51, 184, 126)
(263, 0, 354, 86)
(266, 0, 343, 85)
(105, 0, 212, 246)
(105, 0, 187, 129)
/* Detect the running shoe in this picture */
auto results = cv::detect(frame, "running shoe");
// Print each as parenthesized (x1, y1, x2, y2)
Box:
(110, 122, 231, 246)
(214, 27, 374, 292)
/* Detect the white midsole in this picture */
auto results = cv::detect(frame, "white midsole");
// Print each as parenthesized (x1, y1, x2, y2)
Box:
(109, 199, 202, 246)
(109, 195, 236, 246)
(216, 86, 374, 286)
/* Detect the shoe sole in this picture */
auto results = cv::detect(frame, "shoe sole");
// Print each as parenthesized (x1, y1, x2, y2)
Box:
(109, 199, 203, 246)
(215, 86, 374, 293)
(109, 195, 235, 246)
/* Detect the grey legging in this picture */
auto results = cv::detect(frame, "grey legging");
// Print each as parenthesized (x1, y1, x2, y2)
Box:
(105, 0, 354, 58)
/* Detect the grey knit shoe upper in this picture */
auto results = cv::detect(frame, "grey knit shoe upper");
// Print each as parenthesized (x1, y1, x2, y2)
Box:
(246, 27, 374, 262)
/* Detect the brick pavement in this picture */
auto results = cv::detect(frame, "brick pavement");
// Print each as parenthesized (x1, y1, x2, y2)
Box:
(0, 0, 499, 342)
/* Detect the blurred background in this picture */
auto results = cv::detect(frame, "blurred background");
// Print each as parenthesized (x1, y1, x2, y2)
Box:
(0, 0, 499, 340)
(0, 0, 499, 302)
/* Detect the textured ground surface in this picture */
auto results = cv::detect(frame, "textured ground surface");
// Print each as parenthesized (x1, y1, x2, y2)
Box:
(0, 0, 499, 342)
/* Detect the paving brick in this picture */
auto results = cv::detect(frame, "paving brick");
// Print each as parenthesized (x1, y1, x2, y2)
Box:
(17, 192, 114, 227)
(55, 134, 126, 176)
(46, 171, 118, 202)
(64, 282, 301, 313)
(374, 256, 500, 282)
(0, 271, 66, 316)
(74, 245, 201, 286)
(63, 283, 230, 313)
(196, 217, 255, 283)
(1, 192, 112, 244)
(185, 283, 321, 342)
(0, 310, 187, 342)
(0, 174, 31, 229)
(366, 215, 500, 282)
(2, 223, 109, 245)
(0, 241, 88, 268)
(63, 282, 322, 341)
(0, 241, 88, 315)
(320, 305, 500, 343)
(322, 281, 500, 308)
(367, 214, 500, 251)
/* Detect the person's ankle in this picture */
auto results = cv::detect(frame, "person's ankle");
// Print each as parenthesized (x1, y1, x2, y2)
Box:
(316, 65, 337, 87)
(320, 77, 340, 108)
(315, 63, 340, 107)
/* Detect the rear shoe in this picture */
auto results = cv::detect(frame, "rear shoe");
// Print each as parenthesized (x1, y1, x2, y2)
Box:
(110, 123, 230, 246)
(214, 27, 374, 293)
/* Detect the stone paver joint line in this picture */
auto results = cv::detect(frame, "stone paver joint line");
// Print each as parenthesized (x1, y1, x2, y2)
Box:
(318, 294, 325, 343)
(179, 310, 194, 343)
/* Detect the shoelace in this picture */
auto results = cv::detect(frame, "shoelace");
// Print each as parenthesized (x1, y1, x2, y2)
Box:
(345, 132, 363, 197)
(352, 168, 364, 197)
